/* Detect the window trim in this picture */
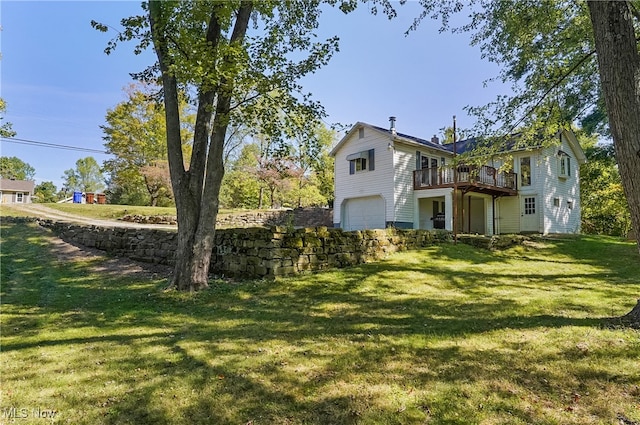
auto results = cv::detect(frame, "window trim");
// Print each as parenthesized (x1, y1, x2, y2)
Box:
(520, 156, 532, 187)
(348, 149, 375, 174)
(524, 196, 536, 215)
(557, 151, 571, 179)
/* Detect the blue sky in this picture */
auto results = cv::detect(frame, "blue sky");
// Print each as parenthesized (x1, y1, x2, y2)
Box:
(1, 1, 507, 188)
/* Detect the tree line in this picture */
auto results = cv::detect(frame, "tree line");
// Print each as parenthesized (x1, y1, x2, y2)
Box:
(99, 84, 336, 209)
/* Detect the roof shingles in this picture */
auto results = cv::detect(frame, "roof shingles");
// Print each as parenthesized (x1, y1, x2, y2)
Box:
(0, 179, 35, 193)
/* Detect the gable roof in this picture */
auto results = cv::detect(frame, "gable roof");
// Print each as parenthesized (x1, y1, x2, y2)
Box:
(440, 130, 587, 163)
(560, 129, 588, 164)
(0, 179, 35, 193)
(369, 125, 449, 152)
(330, 122, 450, 157)
(331, 122, 586, 164)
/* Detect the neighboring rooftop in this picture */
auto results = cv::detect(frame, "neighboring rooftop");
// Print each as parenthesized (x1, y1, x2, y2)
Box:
(0, 178, 35, 192)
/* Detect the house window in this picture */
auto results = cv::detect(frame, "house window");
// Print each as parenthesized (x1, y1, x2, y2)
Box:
(553, 198, 560, 207)
(358, 128, 365, 139)
(348, 149, 375, 174)
(567, 200, 573, 209)
(524, 197, 536, 215)
(520, 157, 531, 187)
(558, 151, 571, 179)
(16, 193, 24, 203)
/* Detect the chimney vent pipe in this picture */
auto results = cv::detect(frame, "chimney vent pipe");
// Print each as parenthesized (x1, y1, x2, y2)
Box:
(389, 116, 397, 135)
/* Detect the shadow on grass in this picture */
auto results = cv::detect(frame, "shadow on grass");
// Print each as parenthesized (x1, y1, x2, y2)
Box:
(2, 222, 639, 424)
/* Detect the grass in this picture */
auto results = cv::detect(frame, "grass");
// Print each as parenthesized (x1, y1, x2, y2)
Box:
(1, 222, 639, 424)
(40, 203, 259, 221)
(0, 204, 34, 217)
(43, 203, 178, 220)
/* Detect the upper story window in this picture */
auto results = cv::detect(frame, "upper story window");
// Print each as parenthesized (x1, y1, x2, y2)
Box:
(520, 156, 531, 187)
(558, 151, 571, 179)
(348, 149, 375, 174)
(358, 127, 365, 139)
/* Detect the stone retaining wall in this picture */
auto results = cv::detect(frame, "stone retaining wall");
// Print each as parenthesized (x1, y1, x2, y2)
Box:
(121, 207, 333, 229)
(34, 218, 450, 278)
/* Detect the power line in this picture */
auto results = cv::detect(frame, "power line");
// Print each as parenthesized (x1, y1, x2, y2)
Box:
(0, 137, 108, 154)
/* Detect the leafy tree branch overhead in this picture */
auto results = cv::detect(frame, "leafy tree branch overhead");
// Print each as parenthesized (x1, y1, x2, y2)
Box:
(0, 99, 17, 138)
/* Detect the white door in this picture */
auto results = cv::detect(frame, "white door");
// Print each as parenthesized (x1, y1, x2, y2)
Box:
(342, 196, 385, 230)
(520, 195, 539, 233)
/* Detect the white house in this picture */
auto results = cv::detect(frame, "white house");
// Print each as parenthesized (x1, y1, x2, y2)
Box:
(330, 118, 587, 235)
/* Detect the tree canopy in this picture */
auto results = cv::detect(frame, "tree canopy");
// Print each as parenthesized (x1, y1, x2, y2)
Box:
(0, 99, 16, 138)
(580, 141, 631, 237)
(62, 157, 105, 193)
(102, 84, 193, 206)
(0, 156, 35, 181)
(33, 181, 59, 203)
(408, 1, 600, 142)
(220, 123, 336, 209)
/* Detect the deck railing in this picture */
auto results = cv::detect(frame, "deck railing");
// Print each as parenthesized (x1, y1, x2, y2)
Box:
(413, 165, 517, 191)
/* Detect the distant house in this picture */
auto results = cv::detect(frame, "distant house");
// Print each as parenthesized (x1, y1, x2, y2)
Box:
(330, 119, 587, 235)
(0, 179, 35, 204)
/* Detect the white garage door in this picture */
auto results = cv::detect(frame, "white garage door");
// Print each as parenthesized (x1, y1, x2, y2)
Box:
(342, 196, 386, 230)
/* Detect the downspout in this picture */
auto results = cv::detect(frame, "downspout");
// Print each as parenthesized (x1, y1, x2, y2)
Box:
(492, 195, 497, 235)
(452, 115, 458, 244)
(389, 116, 396, 228)
(468, 195, 472, 233)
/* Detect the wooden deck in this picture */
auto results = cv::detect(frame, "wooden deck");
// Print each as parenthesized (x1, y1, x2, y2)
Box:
(413, 166, 518, 196)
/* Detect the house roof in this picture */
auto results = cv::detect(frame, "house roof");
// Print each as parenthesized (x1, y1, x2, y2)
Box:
(330, 122, 451, 157)
(331, 122, 587, 163)
(0, 179, 35, 193)
(560, 129, 587, 164)
(369, 125, 450, 153)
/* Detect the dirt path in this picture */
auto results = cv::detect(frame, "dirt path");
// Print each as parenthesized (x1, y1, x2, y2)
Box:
(8, 203, 176, 230)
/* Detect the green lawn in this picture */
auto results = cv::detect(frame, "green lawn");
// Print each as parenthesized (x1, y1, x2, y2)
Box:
(1, 222, 639, 424)
(43, 203, 178, 220)
(42, 203, 248, 221)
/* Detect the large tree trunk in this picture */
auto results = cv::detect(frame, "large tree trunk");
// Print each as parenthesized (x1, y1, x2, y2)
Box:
(588, 1, 640, 255)
(621, 299, 640, 328)
(588, 1, 640, 323)
(149, 1, 253, 291)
